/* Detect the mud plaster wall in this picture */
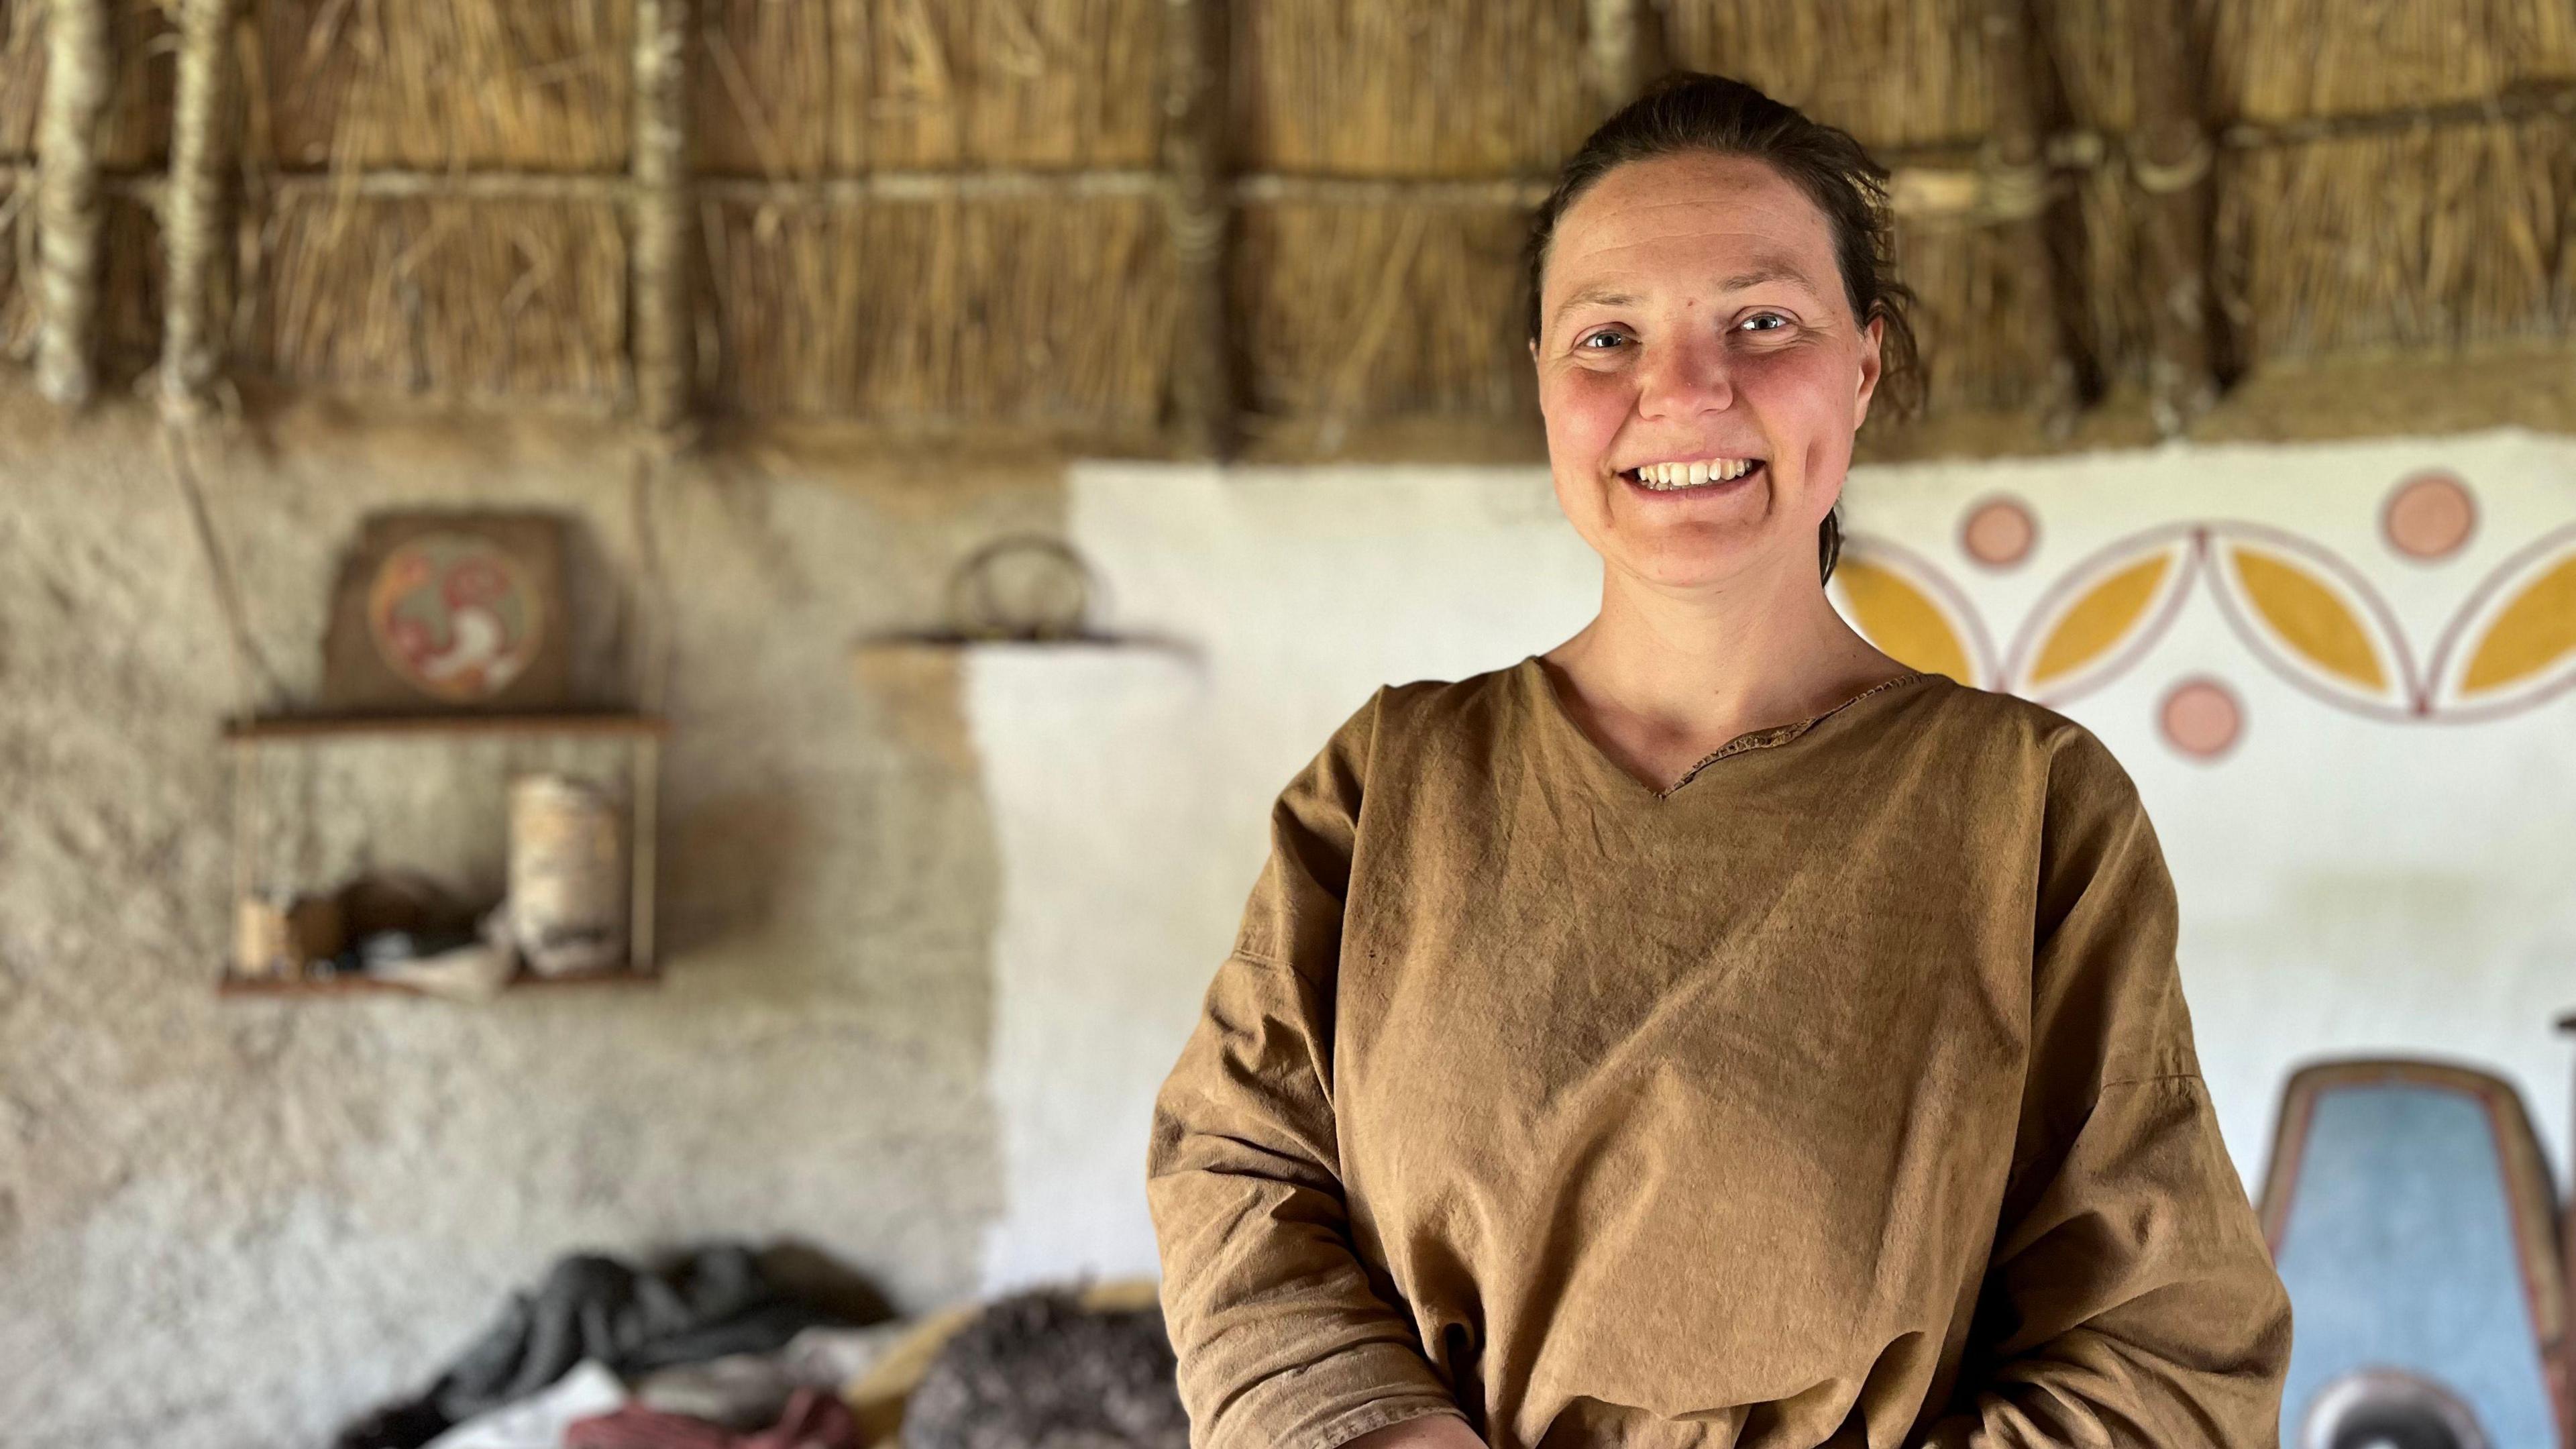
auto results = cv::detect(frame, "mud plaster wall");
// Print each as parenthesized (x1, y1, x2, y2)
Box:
(0, 393, 1055, 1449)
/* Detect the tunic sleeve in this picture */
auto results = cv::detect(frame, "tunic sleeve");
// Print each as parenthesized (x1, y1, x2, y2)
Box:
(1919, 729, 2293, 1449)
(1146, 690, 1467, 1449)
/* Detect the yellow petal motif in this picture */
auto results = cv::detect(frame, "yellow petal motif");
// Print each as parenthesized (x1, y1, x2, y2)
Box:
(2029, 554, 2171, 688)
(1834, 557, 1972, 684)
(2226, 547, 2386, 692)
(2461, 552, 2576, 696)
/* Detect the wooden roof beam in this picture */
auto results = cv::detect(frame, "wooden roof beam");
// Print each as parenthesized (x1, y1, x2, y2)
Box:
(34, 0, 109, 407)
(158, 0, 239, 423)
(1982, 0, 2087, 432)
(1587, 0, 1646, 115)
(1163, 0, 1234, 459)
(632, 0, 693, 439)
(2129, 0, 2222, 435)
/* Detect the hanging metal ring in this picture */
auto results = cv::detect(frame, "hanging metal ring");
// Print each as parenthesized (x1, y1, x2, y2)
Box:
(943, 534, 1100, 643)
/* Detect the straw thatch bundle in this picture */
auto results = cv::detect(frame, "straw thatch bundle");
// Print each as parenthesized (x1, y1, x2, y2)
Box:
(0, 0, 2571, 452)
(1234, 199, 1531, 429)
(694, 0, 1163, 175)
(0, 0, 168, 166)
(0, 175, 34, 360)
(0, 190, 160, 370)
(2, 3, 45, 158)
(234, 191, 629, 400)
(3, 0, 163, 388)
(1232, 0, 1593, 175)
(1661, 0, 2004, 149)
(683, 0, 1174, 435)
(1891, 213, 2067, 413)
(697, 193, 1175, 425)
(2065, 161, 2150, 390)
(243, 0, 633, 171)
(213, 0, 638, 410)
(93, 191, 159, 360)
(2036, 0, 2146, 134)
(2196, 0, 2576, 381)
(2212, 0, 2576, 122)
(2217, 117, 2573, 360)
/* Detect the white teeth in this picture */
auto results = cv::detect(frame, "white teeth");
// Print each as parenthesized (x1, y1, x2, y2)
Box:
(1629, 458, 1762, 489)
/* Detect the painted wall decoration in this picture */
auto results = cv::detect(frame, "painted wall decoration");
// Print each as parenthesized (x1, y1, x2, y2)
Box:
(319, 511, 574, 714)
(1832, 471, 2576, 759)
(366, 534, 549, 702)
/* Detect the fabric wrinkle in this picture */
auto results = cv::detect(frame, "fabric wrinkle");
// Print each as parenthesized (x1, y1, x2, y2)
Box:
(1146, 659, 2290, 1449)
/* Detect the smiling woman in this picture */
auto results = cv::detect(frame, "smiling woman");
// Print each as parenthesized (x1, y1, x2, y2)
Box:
(1148, 74, 2292, 1449)
(1521, 77, 1921, 600)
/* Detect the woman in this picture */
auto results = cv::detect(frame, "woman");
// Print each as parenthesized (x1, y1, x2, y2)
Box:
(1146, 74, 2291, 1449)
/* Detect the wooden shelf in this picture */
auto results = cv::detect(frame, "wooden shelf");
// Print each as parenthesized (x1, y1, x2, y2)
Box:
(223, 712, 664, 986)
(223, 712, 667, 744)
(217, 966, 660, 998)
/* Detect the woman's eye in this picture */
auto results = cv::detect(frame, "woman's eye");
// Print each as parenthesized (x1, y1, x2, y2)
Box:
(1578, 330, 1627, 350)
(1739, 313, 1791, 333)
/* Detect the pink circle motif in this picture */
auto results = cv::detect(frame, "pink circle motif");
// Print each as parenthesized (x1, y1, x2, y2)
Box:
(2381, 471, 2476, 561)
(366, 533, 546, 702)
(2159, 677, 2243, 761)
(1961, 496, 2037, 569)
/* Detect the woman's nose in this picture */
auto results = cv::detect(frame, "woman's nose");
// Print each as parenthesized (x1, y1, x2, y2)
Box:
(1635, 333, 1735, 420)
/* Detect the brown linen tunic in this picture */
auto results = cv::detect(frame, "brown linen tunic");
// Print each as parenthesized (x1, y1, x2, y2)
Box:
(1146, 657, 2292, 1449)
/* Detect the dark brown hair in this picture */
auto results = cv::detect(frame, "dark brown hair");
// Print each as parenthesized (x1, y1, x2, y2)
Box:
(1524, 72, 1921, 584)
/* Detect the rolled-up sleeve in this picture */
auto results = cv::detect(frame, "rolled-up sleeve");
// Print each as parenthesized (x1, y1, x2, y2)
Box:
(1146, 692, 1465, 1449)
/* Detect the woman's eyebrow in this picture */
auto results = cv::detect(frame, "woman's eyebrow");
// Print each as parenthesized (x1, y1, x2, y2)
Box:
(1552, 260, 1825, 331)
(1548, 285, 1640, 329)
(1718, 258, 1825, 295)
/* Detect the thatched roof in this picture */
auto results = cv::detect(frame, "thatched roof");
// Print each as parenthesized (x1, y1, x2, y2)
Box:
(2, 0, 2571, 460)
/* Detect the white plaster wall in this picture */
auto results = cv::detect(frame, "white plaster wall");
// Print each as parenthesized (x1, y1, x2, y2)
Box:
(969, 430, 2576, 1293)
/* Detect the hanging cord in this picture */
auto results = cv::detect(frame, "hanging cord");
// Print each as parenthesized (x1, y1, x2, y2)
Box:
(626, 445, 678, 714)
(162, 423, 282, 720)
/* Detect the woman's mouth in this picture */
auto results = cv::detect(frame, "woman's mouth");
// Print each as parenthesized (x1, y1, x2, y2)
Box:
(1618, 456, 1766, 492)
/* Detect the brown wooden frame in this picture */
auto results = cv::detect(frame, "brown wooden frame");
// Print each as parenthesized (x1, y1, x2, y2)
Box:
(2256, 1057, 2569, 1449)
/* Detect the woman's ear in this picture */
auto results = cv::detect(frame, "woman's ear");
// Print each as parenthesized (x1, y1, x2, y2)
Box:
(1854, 313, 1885, 431)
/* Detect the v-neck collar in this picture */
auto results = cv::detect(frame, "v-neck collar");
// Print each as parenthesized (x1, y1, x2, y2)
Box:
(1518, 654, 1936, 802)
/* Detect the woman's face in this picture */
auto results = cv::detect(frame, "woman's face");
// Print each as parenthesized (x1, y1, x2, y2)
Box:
(1532, 151, 1882, 592)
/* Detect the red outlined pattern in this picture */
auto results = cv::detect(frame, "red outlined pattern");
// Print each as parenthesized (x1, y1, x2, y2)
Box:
(1841, 518, 2576, 729)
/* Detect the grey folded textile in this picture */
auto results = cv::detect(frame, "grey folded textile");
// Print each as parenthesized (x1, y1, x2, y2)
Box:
(433, 1245, 843, 1421)
(335, 1241, 870, 1449)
